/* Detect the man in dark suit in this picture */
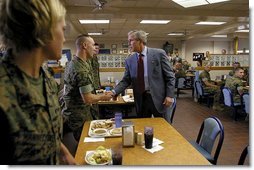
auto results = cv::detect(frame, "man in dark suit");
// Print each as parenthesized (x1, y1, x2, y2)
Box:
(110, 30, 175, 118)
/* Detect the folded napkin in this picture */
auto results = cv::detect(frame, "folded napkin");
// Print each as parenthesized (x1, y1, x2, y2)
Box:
(84, 137, 105, 142)
(142, 138, 164, 153)
(142, 145, 164, 153)
(152, 138, 164, 146)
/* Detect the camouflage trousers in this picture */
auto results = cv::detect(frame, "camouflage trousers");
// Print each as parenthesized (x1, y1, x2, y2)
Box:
(204, 86, 221, 106)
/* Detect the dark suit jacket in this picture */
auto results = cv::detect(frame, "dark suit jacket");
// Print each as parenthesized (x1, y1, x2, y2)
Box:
(114, 47, 175, 115)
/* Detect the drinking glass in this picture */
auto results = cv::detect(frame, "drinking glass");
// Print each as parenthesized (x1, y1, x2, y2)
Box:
(144, 126, 153, 149)
(111, 145, 122, 165)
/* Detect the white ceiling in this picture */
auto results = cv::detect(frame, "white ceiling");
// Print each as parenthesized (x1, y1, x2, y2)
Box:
(64, 0, 249, 41)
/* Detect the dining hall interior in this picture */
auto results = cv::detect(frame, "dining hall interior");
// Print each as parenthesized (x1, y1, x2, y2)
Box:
(0, 0, 251, 166)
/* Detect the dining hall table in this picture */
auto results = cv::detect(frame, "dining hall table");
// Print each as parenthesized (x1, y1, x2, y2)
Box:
(98, 96, 135, 118)
(74, 117, 211, 165)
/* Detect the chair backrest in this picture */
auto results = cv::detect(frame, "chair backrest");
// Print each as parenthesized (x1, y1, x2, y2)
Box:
(177, 77, 186, 88)
(195, 80, 204, 96)
(238, 145, 249, 165)
(195, 70, 199, 81)
(222, 87, 234, 107)
(164, 98, 177, 124)
(242, 94, 250, 114)
(196, 116, 224, 165)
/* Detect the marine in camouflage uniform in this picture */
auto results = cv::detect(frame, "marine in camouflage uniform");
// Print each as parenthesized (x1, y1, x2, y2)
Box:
(0, 52, 62, 164)
(175, 69, 186, 78)
(62, 56, 99, 141)
(90, 55, 101, 90)
(175, 68, 186, 88)
(225, 68, 248, 103)
(199, 68, 221, 109)
(228, 62, 241, 77)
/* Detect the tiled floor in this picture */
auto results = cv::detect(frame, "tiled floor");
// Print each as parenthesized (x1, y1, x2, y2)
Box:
(173, 91, 249, 165)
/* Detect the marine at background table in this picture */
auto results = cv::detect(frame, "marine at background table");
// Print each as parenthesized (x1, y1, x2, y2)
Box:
(74, 118, 211, 165)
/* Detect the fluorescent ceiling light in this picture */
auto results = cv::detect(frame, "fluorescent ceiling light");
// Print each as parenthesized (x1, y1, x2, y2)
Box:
(172, 0, 208, 8)
(196, 21, 226, 25)
(168, 33, 184, 36)
(140, 20, 170, 24)
(237, 50, 249, 53)
(79, 20, 110, 24)
(235, 29, 249, 33)
(88, 32, 102, 35)
(211, 34, 227, 38)
(208, 0, 230, 4)
(173, 0, 230, 8)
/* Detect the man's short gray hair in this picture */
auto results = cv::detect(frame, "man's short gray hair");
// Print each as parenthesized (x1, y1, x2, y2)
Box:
(128, 30, 147, 45)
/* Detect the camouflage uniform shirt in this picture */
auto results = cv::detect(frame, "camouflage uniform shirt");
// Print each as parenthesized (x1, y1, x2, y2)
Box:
(175, 69, 186, 78)
(199, 70, 211, 86)
(225, 76, 244, 103)
(199, 70, 220, 104)
(90, 55, 101, 90)
(62, 56, 99, 139)
(0, 52, 62, 164)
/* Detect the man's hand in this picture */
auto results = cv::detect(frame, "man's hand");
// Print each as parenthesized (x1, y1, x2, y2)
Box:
(163, 97, 174, 107)
(60, 143, 77, 165)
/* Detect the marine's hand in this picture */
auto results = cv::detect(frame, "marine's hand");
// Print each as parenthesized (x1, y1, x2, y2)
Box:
(101, 93, 113, 101)
(105, 90, 114, 96)
(60, 143, 77, 165)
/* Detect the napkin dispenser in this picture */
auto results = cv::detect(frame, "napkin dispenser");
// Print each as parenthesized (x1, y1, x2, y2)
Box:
(122, 121, 135, 147)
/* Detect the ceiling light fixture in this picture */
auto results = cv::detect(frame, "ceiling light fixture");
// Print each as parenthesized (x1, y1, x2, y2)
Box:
(88, 32, 103, 35)
(235, 29, 249, 33)
(172, 0, 230, 8)
(168, 33, 184, 36)
(79, 20, 110, 24)
(196, 21, 226, 25)
(211, 35, 227, 38)
(140, 20, 170, 24)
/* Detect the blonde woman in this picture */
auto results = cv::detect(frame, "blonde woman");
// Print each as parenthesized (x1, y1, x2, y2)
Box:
(0, 0, 76, 164)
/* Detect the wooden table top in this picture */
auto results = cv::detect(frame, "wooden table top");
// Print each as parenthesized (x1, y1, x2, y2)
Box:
(74, 118, 211, 165)
(98, 96, 134, 105)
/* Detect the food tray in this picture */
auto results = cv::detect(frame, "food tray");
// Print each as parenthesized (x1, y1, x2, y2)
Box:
(88, 119, 122, 138)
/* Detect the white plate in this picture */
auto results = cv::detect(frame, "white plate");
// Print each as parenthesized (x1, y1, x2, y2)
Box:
(85, 150, 111, 165)
(109, 128, 122, 136)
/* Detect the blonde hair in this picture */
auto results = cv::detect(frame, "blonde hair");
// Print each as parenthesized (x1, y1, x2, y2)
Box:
(0, 0, 66, 53)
